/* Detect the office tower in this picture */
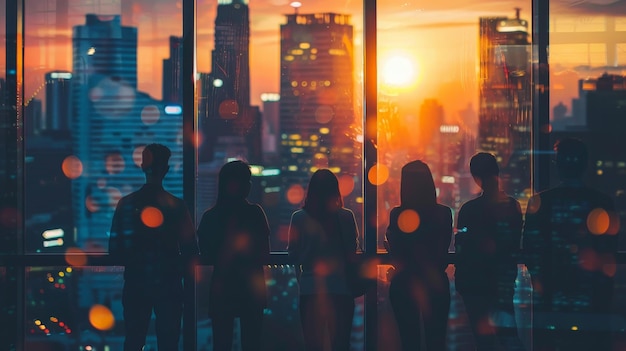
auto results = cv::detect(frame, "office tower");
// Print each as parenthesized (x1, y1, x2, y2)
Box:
(201, 0, 261, 163)
(279, 13, 359, 225)
(24, 98, 43, 137)
(45, 71, 72, 132)
(478, 9, 531, 198)
(163, 36, 183, 104)
(261, 93, 280, 163)
(71, 14, 183, 250)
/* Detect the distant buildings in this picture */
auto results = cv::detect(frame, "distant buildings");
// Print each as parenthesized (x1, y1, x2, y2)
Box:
(200, 0, 261, 164)
(162, 36, 183, 105)
(45, 71, 73, 132)
(478, 9, 531, 198)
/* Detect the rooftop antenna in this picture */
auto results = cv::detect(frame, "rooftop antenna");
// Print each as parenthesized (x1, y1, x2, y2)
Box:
(290, 1, 302, 15)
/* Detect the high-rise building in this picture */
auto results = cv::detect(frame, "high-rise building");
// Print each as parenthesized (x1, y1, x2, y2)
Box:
(45, 71, 72, 132)
(279, 13, 359, 225)
(200, 0, 261, 163)
(478, 9, 531, 198)
(163, 36, 183, 104)
(24, 98, 43, 137)
(261, 93, 280, 163)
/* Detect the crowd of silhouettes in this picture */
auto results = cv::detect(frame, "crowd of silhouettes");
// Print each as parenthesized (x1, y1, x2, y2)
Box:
(109, 137, 618, 351)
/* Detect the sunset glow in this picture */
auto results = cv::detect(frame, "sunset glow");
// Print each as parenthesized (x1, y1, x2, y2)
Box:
(381, 54, 417, 87)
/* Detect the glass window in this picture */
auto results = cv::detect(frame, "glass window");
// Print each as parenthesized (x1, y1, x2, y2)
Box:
(25, 266, 126, 350)
(376, 2, 532, 245)
(24, 1, 183, 254)
(195, 0, 364, 252)
(548, 4, 626, 250)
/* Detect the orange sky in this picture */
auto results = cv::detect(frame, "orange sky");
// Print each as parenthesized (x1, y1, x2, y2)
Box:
(7, 0, 626, 124)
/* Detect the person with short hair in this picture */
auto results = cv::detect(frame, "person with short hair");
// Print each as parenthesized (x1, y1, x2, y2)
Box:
(109, 143, 198, 351)
(523, 138, 617, 351)
(454, 152, 525, 350)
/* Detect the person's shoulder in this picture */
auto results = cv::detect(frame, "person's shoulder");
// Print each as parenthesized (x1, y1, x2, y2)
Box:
(115, 191, 136, 209)
(459, 197, 481, 212)
(339, 207, 356, 218)
(435, 203, 453, 215)
(290, 209, 306, 221)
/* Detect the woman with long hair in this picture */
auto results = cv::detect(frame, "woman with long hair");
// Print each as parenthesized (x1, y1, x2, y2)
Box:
(287, 169, 360, 351)
(385, 160, 453, 351)
(197, 160, 271, 351)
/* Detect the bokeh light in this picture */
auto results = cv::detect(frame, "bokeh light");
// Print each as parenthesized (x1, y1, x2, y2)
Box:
(219, 99, 239, 119)
(105, 153, 125, 174)
(141, 206, 164, 228)
(85, 195, 100, 213)
(140, 105, 160, 125)
(287, 184, 305, 205)
(132, 145, 145, 167)
(65, 247, 87, 266)
(62, 155, 83, 179)
(338, 175, 355, 197)
(587, 208, 610, 235)
(89, 304, 115, 331)
(106, 188, 123, 209)
(367, 164, 389, 186)
(314, 105, 334, 124)
(397, 209, 420, 233)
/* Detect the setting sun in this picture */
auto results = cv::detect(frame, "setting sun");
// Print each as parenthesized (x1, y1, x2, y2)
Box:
(381, 54, 417, 87)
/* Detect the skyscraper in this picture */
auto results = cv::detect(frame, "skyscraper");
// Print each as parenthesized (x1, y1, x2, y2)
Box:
(279, 13, 359, 224)
(163, 36, 183, 104)
(200, 0, 261, 163)
(478, 9, 531, 198)
(45, 71, 72, 132)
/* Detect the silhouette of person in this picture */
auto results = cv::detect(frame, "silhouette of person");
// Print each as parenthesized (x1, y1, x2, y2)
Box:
(197, 160, 271, 351)
(108, 143, 198, 351)
(454, 152, 525, 351)
(287, 169, 359, 351)
(523, 138, 617, 351)
(385, 160, 452, 351)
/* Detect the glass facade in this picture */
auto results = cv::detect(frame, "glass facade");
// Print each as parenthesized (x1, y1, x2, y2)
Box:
(2, 0, 626, 350)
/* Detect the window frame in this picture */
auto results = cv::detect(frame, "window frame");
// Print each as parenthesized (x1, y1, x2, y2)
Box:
(4, 1, 622, 351)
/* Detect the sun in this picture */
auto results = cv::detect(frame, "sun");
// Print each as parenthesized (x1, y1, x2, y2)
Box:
(381, 54, 417, 87)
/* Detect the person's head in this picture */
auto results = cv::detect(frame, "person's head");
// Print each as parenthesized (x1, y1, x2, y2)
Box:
(217, 160, 252, 204)
(141, 144, 171, 181)
(303, 169, 343, 215)
(469, 152, 499, 189)
(400, 160, 437, 208)
(554, 137, 588, 180)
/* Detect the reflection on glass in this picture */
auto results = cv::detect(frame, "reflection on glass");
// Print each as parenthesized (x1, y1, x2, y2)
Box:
(195, 265, 364, 351)
(25, 266, 125, 350)
(24, 2, 183, 253)
(377, 264, 532, 351)
(548, 4, 626, 253)
(196, 1, 364, 252)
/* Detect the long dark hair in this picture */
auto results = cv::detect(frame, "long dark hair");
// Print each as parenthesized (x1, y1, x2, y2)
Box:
(303, 169, 343, 218)
(400, 160, 437, 209)
(216, 160, 251, 206)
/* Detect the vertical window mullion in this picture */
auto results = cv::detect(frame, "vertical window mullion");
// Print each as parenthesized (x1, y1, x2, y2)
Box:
(182, 0, 197, 350)
(363, 0, 378, 350)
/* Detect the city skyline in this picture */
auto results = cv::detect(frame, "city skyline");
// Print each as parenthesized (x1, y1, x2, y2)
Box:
(11, 0, 626, 125)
